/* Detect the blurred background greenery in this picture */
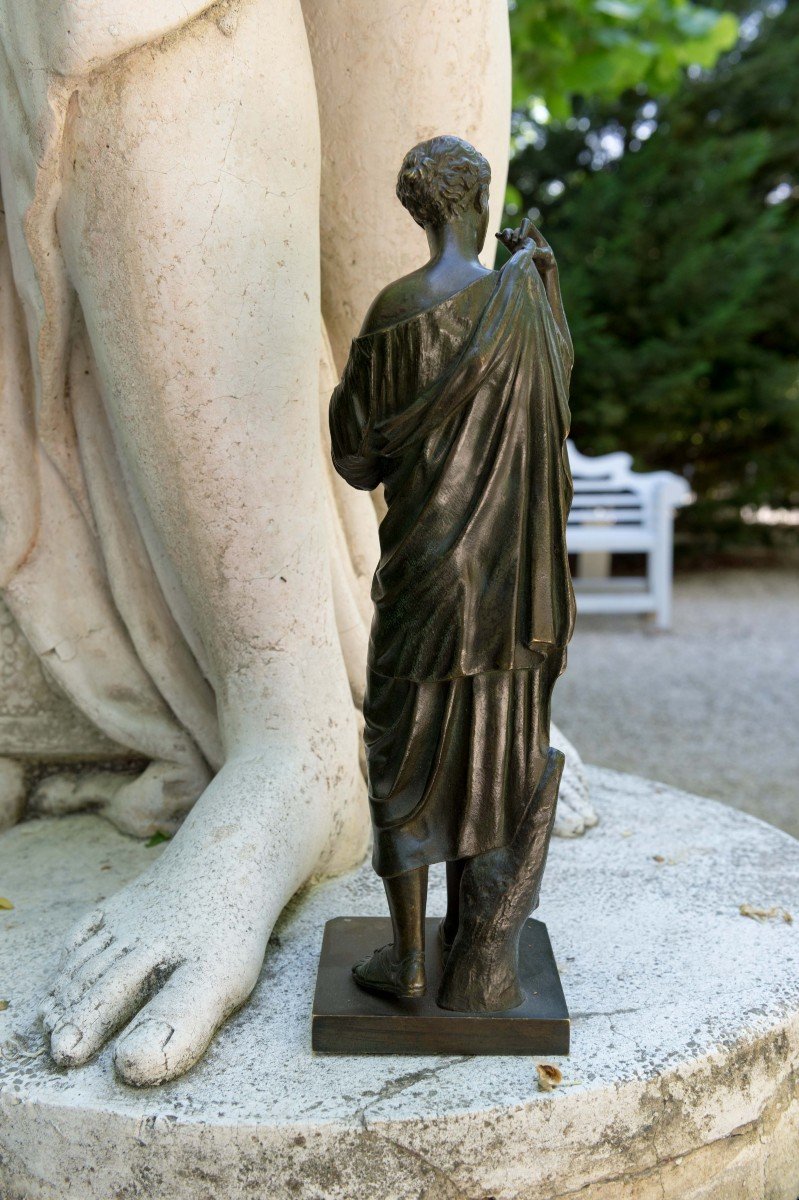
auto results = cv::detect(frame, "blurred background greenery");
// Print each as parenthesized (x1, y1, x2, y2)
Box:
(506, 0, 798, 560)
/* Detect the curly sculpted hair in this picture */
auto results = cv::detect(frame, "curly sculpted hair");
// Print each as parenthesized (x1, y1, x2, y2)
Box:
(396, 135, 491, 229)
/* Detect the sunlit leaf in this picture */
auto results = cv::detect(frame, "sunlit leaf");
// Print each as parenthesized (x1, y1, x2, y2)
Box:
(511, 0, 739, 114)
(505, 183, 524, 212)
(594, 0, 644, 20)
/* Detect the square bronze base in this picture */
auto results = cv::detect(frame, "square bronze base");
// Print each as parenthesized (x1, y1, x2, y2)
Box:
(311, 916, 569, 1056)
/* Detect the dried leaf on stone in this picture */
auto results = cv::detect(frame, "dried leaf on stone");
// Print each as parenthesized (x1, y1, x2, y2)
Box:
(536, 1063, 563, 1091)
(0, 1000, 8, 1011)
(739, 903, 793, 924)
(0, 898, 13, 910)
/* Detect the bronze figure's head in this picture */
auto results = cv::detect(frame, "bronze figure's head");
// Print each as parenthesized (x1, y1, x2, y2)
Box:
(396, 135, 491, 252)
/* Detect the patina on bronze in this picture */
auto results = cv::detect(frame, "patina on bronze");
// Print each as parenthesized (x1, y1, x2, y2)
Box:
(326, 135, 575, 1029)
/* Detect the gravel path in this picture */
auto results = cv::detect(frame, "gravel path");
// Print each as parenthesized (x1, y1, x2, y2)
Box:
(553, 568, 799, 838)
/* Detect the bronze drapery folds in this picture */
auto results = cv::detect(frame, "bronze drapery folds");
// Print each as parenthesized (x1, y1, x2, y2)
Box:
(328, 135, 574, 1018)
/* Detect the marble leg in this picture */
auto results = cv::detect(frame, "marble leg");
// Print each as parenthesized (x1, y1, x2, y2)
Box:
(40, 0, 367, 1086)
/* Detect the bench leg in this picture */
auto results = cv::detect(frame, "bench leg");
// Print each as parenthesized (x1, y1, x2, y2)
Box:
(647, 505, 675, 631)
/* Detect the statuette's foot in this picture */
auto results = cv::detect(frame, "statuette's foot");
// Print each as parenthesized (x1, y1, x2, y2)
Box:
(352, 944, 426, 999)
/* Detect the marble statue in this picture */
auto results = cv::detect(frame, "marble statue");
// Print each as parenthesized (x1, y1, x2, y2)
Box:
(0, 0, 595, 1085)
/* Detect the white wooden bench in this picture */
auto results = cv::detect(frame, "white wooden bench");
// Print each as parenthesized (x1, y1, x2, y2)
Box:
(566, 441, 692, 631)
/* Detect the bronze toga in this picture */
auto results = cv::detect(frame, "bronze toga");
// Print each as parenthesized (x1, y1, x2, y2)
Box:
(330, 246, 575, 879)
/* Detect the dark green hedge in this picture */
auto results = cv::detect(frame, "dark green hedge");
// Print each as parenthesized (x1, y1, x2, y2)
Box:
(507, 2, 799, 555)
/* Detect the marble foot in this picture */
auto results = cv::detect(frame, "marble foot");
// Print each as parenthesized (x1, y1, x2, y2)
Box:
(551, 723, 598, 837)
(29, 762, 206, 839)
(38, 750, 355, 1086)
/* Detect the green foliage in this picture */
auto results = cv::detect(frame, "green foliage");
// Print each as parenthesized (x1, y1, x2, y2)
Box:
(146, 831, 171, 848)
(510, 0, 738, 117)
(508, 3, 799, 553)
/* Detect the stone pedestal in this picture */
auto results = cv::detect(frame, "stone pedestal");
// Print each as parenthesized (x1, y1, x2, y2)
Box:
(1, 767, 798, 1200)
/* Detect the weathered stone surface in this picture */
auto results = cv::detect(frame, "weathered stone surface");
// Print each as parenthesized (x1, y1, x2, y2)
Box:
(0, 757, 25, 831)
(0, 598, 122, 759)
(1, 766, 797, 1199)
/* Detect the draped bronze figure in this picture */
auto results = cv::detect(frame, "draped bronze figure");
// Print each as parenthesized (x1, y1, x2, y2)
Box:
(329, 135, 575, 1014)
